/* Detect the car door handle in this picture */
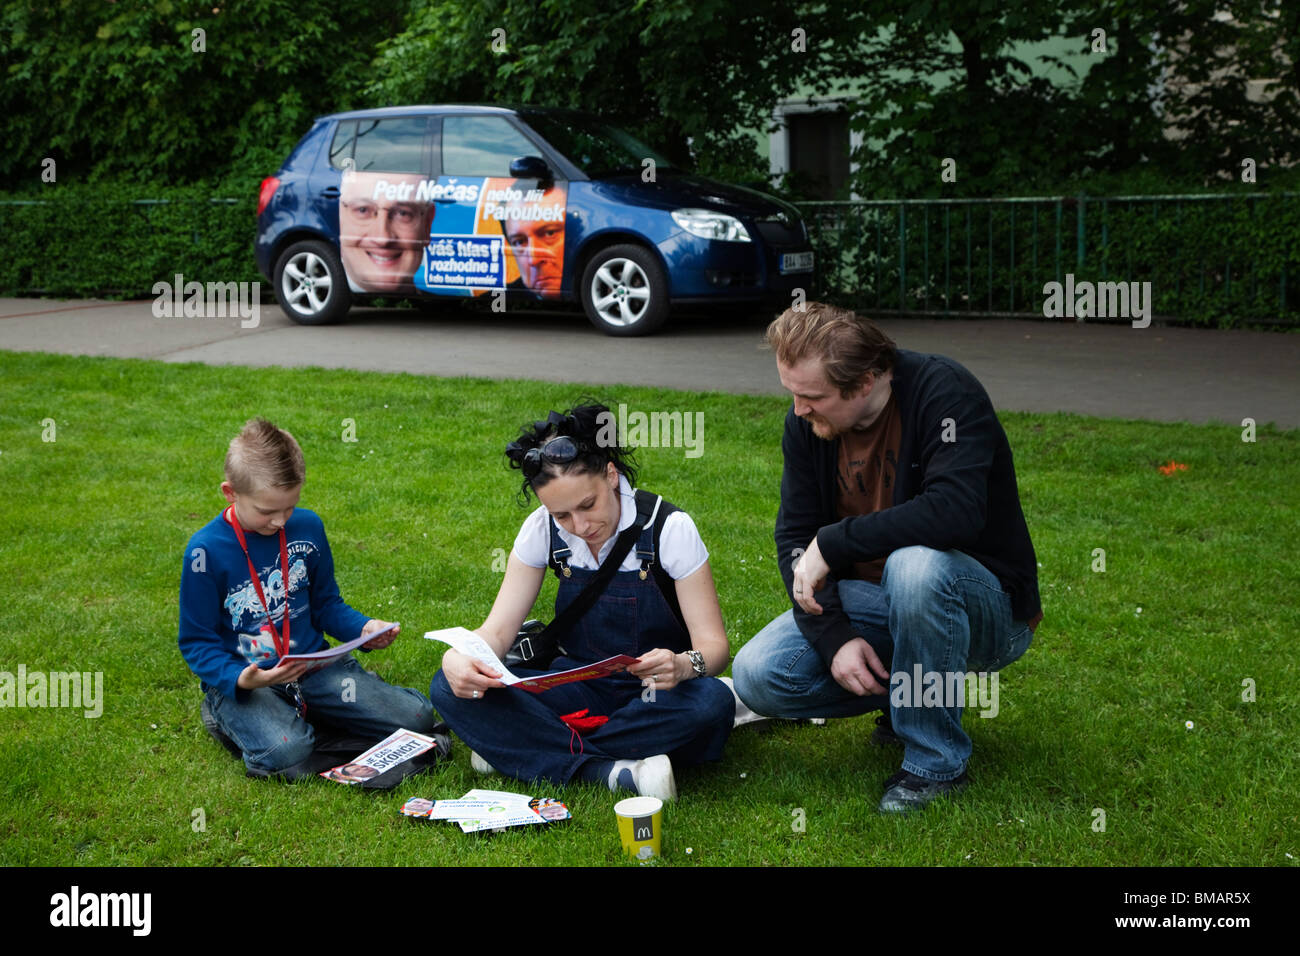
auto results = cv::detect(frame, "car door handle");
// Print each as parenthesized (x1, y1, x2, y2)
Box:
(321, 187, 340, 198)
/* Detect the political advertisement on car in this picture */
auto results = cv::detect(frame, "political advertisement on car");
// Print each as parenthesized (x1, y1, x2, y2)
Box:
(337, 170, 566, 299)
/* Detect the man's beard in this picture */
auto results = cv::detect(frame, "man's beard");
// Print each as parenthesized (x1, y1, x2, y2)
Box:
(807, 415, 840, 440)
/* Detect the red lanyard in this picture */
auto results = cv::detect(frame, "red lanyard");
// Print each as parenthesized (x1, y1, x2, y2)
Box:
(223, 506, 291, 659)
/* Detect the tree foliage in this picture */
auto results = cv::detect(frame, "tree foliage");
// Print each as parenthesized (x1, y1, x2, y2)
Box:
(0, 0, 405, 188)
(363, 0, 867, 186)
(842, 0, 1300, 198)
(0, 0, 1295, 198)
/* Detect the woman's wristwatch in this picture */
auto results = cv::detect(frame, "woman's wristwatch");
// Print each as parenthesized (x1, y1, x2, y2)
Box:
(685, 650, 707, 679)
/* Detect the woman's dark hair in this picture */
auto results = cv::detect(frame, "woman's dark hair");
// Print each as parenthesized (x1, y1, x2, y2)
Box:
(505, 402, 639, 502)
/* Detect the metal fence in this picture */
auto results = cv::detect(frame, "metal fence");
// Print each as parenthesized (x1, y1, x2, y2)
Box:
(796, 193, 1300, 328)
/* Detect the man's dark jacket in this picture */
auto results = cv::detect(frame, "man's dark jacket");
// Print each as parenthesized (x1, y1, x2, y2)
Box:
(775, 349, 1041, 667)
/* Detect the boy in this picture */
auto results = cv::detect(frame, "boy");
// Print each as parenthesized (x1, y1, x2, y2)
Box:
(179, 417, 437, 777)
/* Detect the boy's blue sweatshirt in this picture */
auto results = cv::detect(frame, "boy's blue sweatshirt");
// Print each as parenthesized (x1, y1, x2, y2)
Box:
(178, 508, 368, 700)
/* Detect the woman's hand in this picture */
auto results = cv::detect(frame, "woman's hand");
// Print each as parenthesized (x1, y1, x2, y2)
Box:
(627, 648, 689, 692)
(439, 553, 546, 701)
(442, 648, 507, 699)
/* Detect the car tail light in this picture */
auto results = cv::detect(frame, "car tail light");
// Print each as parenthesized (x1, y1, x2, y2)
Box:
(256, 177, 280, 217)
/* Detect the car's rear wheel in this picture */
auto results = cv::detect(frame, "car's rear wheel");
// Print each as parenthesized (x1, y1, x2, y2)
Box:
(273, 240, 351, 325)
(579, 244, 669, 336)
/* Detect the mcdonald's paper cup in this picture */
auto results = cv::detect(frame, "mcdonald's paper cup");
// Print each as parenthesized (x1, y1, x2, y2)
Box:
(614, 796, 663, 860)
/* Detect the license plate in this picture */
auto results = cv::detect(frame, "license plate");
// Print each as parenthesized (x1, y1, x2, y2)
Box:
(780, 251, 814, 274)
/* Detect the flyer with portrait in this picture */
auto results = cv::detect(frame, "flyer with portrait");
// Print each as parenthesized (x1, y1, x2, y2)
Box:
(319, 728, 437, 785)
(399, 789, 570, 832)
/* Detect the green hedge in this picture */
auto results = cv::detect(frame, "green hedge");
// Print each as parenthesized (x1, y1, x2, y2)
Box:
(0, 183, 260, 298)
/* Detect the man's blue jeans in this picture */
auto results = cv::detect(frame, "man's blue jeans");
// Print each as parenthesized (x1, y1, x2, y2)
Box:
(205, 654, 437, 774)
(732, 546, 1033, 781)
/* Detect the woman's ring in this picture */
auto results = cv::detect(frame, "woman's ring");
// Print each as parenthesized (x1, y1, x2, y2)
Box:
(472, 690, 480, 699)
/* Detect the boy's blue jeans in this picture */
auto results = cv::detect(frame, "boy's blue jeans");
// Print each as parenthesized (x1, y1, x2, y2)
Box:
(204, 654, 437, 774)
(732, 546, 1034, 782)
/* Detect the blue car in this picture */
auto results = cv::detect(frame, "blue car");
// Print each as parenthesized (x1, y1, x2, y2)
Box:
(255, 105, 815, 335)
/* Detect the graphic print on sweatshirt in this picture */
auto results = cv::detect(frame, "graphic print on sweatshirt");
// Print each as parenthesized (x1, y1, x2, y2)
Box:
(222, 540, 313, 663)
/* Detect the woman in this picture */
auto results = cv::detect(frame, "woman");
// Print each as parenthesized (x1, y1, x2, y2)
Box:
(429, 404, 735, 801)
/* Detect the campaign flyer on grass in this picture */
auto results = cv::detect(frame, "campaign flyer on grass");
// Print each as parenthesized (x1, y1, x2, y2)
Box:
(320, 728, 437, 784)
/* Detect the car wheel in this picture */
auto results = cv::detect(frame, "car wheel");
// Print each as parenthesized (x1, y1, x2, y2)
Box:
(273, 240, 351, 325)
(579, 244, 669, 336)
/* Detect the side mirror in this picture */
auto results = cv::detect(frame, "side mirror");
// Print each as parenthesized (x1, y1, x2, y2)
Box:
(509, 155, 552, 184)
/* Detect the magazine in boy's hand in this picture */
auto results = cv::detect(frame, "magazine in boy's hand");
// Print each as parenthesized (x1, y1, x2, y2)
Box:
(424, 627, 639, 692)
(280, 621, 398, 673)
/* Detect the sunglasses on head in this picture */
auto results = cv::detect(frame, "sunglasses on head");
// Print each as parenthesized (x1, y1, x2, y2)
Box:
(512, 435, 587, 479)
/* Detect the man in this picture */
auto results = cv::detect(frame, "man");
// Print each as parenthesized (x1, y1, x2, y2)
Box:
(502, 182, 566, 296)
(339, 169, 434, 294)
(733, 302, 1042, 813)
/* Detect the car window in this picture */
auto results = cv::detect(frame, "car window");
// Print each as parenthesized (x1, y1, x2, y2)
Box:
(332, 116, 430, 173)
(441, 115, 542, 177)
(329, 121, 357, 169)
(518, 111, 677, 178)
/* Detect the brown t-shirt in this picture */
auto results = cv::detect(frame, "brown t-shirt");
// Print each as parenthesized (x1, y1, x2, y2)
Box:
(835, 392, 902, 583)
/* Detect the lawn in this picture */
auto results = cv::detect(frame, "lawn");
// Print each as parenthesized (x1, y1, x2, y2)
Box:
(1, 350, 1296, 866)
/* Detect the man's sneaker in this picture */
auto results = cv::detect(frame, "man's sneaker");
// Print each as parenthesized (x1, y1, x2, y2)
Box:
(199, 697, 242, 758)
(870, 712, 902, 747)
(877, 768, 969, 814)
(609, 754, 677, 802)
(633, 754, 677, 801)
(470, 751, 498, 775)
(718, 676, 770, 729)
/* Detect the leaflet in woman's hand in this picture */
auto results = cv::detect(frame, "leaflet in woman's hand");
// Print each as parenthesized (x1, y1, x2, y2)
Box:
(424, 626, 640, 692)
(424, 627, 522, 681)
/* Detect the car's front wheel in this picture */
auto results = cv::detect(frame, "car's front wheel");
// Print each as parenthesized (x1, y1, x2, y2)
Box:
(273, 240, 351, 325)
(579, 244, 669, 336)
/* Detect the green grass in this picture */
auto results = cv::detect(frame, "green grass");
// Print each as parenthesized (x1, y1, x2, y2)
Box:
(1, 350, 1297, 866)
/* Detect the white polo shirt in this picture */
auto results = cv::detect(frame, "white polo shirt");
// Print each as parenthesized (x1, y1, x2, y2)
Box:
(511, 474, 709, 579)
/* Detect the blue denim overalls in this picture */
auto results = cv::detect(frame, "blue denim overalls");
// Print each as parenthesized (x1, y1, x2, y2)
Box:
(429, 504, 735, 786)
(547, 509, 691, 663)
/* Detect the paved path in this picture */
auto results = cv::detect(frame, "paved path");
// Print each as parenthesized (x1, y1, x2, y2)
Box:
(1, 298, 1295, 428)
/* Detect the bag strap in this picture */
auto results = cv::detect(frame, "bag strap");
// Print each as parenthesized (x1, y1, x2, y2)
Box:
(539, 493, 663, 644)
(633, 489, 686, 632)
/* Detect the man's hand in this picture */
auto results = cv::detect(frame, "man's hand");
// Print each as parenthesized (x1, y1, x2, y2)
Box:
(792, 536, 831, 614)
(238, 659, 310, 691)
(830, 637, 890, 696)
(361, 618, 400, 650)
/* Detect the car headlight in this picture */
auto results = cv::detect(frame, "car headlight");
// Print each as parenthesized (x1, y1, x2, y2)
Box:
(671, 208, 751, 242)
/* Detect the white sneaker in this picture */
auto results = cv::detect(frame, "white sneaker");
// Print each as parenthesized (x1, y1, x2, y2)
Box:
(630, 754, 677, 802)
(470, 751, 497, 775)
(719, 675, 771, 729)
